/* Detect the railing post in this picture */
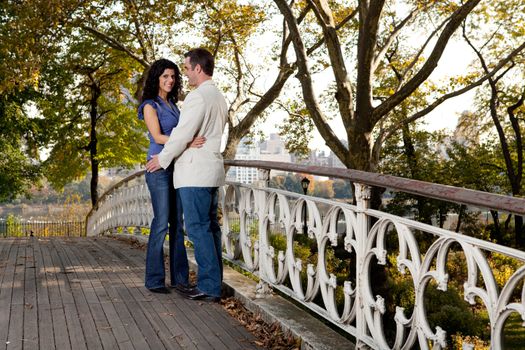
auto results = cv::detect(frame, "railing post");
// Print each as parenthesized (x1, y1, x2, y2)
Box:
(257, 168, 270, 187)
(256, 168, 272, 298)
(354, 183, 371, 349)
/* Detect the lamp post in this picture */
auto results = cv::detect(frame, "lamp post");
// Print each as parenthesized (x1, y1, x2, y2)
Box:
(301, 177, 310, 235)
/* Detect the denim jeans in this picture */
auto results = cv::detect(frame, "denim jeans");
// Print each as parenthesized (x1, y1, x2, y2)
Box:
(145, 166, 189, 289)
(178, 187, 222, 297)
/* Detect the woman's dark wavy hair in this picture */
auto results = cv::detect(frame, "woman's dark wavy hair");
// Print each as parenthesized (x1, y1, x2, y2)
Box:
(140, 58, 182, 104)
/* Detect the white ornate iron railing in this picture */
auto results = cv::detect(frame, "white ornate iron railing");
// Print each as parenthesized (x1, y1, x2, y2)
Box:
(86, 160, 525, 349)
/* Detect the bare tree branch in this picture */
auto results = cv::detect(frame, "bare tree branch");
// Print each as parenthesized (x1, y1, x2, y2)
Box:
(308, 0, 355, 129)
(377, 37, 525, 150)
(274, 0, 348, 162)
(82, 26, 149, 68)
(372, 6, 423, 74)
(508, 88, 525, 185)
(463, 27, 510, 182)
(372, 0, 482, 124)
(124, 0, 153, 63)
(306, 8, 357, 56)
(227, 35, 247, 117)
(399, 13, 450, 85)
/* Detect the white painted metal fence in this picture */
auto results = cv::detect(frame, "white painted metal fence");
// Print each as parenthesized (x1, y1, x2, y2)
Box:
(86, 160, 525, 349)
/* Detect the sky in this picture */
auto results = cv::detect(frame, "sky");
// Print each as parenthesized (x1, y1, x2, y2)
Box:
(258, 37, 479, 153)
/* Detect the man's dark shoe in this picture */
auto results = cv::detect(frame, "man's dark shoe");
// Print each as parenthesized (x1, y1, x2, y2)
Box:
(148, 286, 170, 294)
(170, 283, 195, 295)
(185, 288, 221, 302)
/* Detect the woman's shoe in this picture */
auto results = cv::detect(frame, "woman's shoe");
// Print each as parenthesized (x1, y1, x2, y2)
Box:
(148, 286, 171, 294)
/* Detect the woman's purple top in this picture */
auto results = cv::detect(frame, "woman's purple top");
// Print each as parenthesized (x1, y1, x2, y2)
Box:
(138, 97, 180, 161)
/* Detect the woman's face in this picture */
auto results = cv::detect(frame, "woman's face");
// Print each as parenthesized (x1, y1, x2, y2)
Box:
(158, 68, 176, 95)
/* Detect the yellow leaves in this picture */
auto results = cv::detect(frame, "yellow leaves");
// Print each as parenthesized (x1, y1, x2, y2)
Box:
(433, 0, 461, 16)
(488, 253, 520, 289)
(203, 0, 266, 48)
(446, 72, 482, 91)
(450, 334, 489, 350)
(331, 3, 357, 25)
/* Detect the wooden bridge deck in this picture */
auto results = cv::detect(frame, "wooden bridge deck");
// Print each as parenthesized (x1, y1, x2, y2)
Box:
(0, 237, 260, 350)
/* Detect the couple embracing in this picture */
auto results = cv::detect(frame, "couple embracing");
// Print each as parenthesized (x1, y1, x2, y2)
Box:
(138, 48, 226, 302)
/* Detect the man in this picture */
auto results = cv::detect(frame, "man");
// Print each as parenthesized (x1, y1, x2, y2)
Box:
(146, 48, 227, 302)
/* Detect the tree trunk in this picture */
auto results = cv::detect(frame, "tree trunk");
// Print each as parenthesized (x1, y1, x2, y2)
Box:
(221, 130, 244, 175)
(222, 133, 242, 161)
(400, 125, 432, 224)
(490, 210, 502, 243)
(515, 215, 525, 248)
(346, 123, 387, 209)
(89, 83, 101, 207)
(455, 205, 465, 233)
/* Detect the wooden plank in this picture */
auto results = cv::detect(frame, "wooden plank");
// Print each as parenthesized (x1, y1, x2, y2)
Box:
(110, 239, 226, 349)
(47, 239, 75, 305)
(7, 305, 24, 350)
(0, 237, 263, 350)
(39, 238, 72, 350)
(48, 238, 107, 350)
(81, 238, 173, 350)
(32, 238, 55, 350)
(100, 237, 251, 350)
(195, 302, 260, 350)
(23, 239, 39, 350)
(7, 239, 26, 350)
(101, 238, 230, 349)
(49, 238, 88, 350)
(55, 238, 132, 350)
(71, 237, 159, 350)
(204, 302, 259, 348)
(142, 297, 201, 350)
(0, 238, 16, 346)
(89, 238, 193, 349)
(67, 239, 150, 350)
(107, 237, 260, 349)
(33, 238, 50, 305)
(0, 237, 14, 274)
(62, 303, 89, 350)
(166, 299, 230, 350)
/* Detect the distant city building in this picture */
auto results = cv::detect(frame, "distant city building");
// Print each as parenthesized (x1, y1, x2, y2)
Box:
(227, 140, 261, 184)
(227, 134, 292, 184)
(227, 133, 346, 184)
(260, 133, 284, 154)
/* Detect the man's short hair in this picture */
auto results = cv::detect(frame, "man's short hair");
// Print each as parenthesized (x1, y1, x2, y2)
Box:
(184, 48, 214, 76)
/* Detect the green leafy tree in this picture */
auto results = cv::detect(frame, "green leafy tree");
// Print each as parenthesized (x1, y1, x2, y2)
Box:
(332, 179, 352, 199)
(0, 92, 41, 202)
(272, 0, 525, 208)
(38, 34, 147, 206)
(76, 0, 287, 161)
(0, 0, 79, 200)
(460, 6, 525, 246)
(380, 128, 454, 225)
(312, 179, 334, 198)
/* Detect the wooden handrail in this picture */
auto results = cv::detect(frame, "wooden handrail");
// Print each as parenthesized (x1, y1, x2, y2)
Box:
(86, 160, 525, 222)
(224, 160, 525, 215)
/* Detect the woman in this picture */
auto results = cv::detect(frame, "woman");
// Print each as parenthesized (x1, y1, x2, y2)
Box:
(138, 58, 204, 294)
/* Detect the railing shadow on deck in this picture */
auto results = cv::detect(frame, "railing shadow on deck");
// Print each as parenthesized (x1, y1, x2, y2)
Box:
(86, 160, 525, 350)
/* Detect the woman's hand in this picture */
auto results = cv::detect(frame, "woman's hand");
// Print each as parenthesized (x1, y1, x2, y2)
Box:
(188, 136, 206, 148)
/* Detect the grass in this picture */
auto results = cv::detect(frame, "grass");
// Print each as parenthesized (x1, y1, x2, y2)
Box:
(503, 313, 525, 349)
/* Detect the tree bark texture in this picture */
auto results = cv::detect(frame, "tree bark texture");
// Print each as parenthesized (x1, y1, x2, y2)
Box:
(89, 83, 101, 207)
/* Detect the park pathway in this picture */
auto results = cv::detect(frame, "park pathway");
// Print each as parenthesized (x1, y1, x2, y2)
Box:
(0, 236, 260, 350)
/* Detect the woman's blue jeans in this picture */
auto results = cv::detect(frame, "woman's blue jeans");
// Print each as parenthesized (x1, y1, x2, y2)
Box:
(145, 166, 189, 289)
